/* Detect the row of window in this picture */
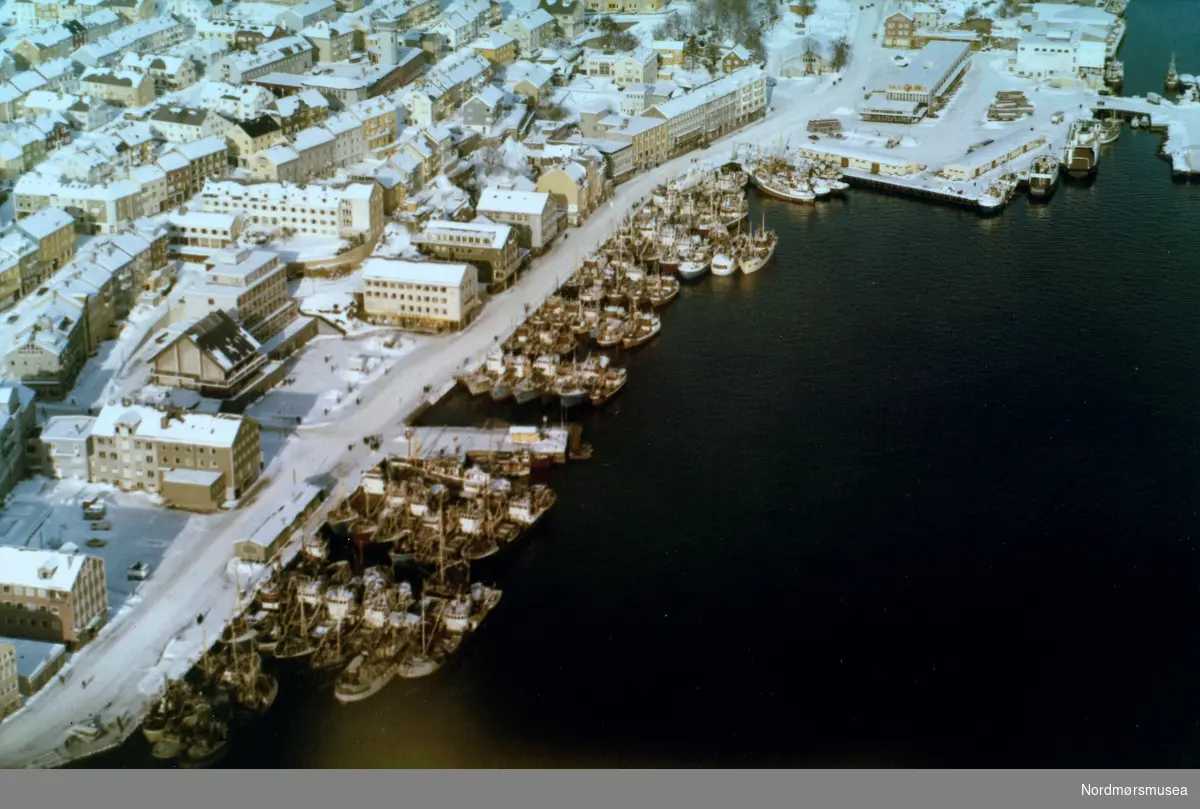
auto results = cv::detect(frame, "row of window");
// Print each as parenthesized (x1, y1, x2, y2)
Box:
(1, 585, 62, 600)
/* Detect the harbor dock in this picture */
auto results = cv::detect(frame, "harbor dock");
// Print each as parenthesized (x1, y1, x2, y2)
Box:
(394, 425, 574, 465)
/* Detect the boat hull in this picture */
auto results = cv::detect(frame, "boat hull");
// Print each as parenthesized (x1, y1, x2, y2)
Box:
(513, 385, 542, 405)
(334, 665, 398, 704)
(678, 262, 709, 280)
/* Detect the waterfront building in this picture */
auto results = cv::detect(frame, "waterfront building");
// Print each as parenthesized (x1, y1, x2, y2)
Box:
(642, 66, 767, 154)
(88, 403, 263, 507)
(475, 187, 559, 251)
(0, 547, 108, 650)
(859, 40, 970, 123)
(232, 483, 325, 562)
(412, 219, 520, 291)
(361, 258, 481, 331)
(939, 133, 1047, 181)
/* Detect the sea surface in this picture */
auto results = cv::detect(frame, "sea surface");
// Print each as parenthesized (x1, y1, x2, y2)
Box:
(83, 0, 1200, 768)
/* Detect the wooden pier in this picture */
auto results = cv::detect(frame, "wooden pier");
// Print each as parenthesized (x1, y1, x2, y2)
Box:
(841, 169, 981, 209)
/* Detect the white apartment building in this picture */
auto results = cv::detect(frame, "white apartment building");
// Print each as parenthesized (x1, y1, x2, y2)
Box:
(361, 258, 481, 331)
(213, 36, 314, 84)
(198, 180, 383, 240)
(643, 66, 767, 153)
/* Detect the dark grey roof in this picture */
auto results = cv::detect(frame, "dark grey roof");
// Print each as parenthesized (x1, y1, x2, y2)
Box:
(185, 310, 261, 370)
(238, 115, 282, 139)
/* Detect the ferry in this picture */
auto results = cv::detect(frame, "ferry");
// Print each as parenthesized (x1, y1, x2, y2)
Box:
(1027, 154, 1061, 200)
(1063, 123, 1100, 179)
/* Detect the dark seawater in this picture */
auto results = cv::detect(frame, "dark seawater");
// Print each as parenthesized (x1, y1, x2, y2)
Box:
(82, 1, 1200, 768)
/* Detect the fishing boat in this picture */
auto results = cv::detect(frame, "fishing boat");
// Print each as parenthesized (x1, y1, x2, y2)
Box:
(1097, 118, 1121, 145)
(739, 224, 778, 274)
(467, 582, 503, 630)
(589, 365, 627, 406)
(333, 626, 404, 705)
(554, 371, 590, 408)
(753, 170, 816, 203)
(507, 484, 556, 527)
(1166, 52, 1180, 92)
(621, 311, 661, 348)
(594, 310, 629, 348)
(646, 274, 680, 308)
(178, 714, 229, 769)
(978, 174, 1017, 214)
(396, 597, 444, 679)
(1027, 153, 1061, 200)
(710, 251, 737, 277)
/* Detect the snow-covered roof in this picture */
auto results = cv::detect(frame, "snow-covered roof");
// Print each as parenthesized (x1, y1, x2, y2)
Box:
(415, 219, 512, 249)
(886, 41, 969, 91)
(362, 257, 471, 286)
(15, 206, 73, 240)
(169, 210, 242, 230)
(473, 32, 516, 50)
(0, 547, 95, 592)
(477, 186, 551, 216)
(162, 468, 225, 486)
(92, 402, 249, 448)
(40, 414, 96, 441)
(293, 126, 335, 150)
(470, 85, 505, 109)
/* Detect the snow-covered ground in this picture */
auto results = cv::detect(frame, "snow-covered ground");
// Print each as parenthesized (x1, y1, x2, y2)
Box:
(765, 0, 858, 76)
(245, 332, 420, 429)
(40, 277, 193, 418)
(0, 478, 197, 605)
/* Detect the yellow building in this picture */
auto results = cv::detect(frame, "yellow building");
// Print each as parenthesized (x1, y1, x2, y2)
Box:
(15, 206, 75, 296)
(472, 32, 518, 65)
(89, 403, 263, 508)
(0, 641, 18, 719)
(79, 68, 155, 108)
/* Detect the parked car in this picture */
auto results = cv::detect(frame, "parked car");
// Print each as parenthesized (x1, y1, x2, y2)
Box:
(92, 520, 112, 531)
(127, 562, 150, 581)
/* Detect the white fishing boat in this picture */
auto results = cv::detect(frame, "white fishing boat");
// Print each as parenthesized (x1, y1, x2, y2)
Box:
(710, 251, 737, 277)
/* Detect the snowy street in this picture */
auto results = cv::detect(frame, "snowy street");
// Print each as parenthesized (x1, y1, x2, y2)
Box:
(0, 4, 915, 768)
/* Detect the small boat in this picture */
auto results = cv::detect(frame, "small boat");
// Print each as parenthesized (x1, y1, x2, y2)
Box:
(1166, 52, 1180, 92)
(512, 375, 542, 405)
(710, 251, 737, 277)
(555, 374, 590, 408)
(1097, 118, 1121, 145)
(589, 366, 627, 406)
(333, 646, 400, 705)
(678, 255, 709, 280)
(811, 178, 831, 197)
(621, 312, 661, 348)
